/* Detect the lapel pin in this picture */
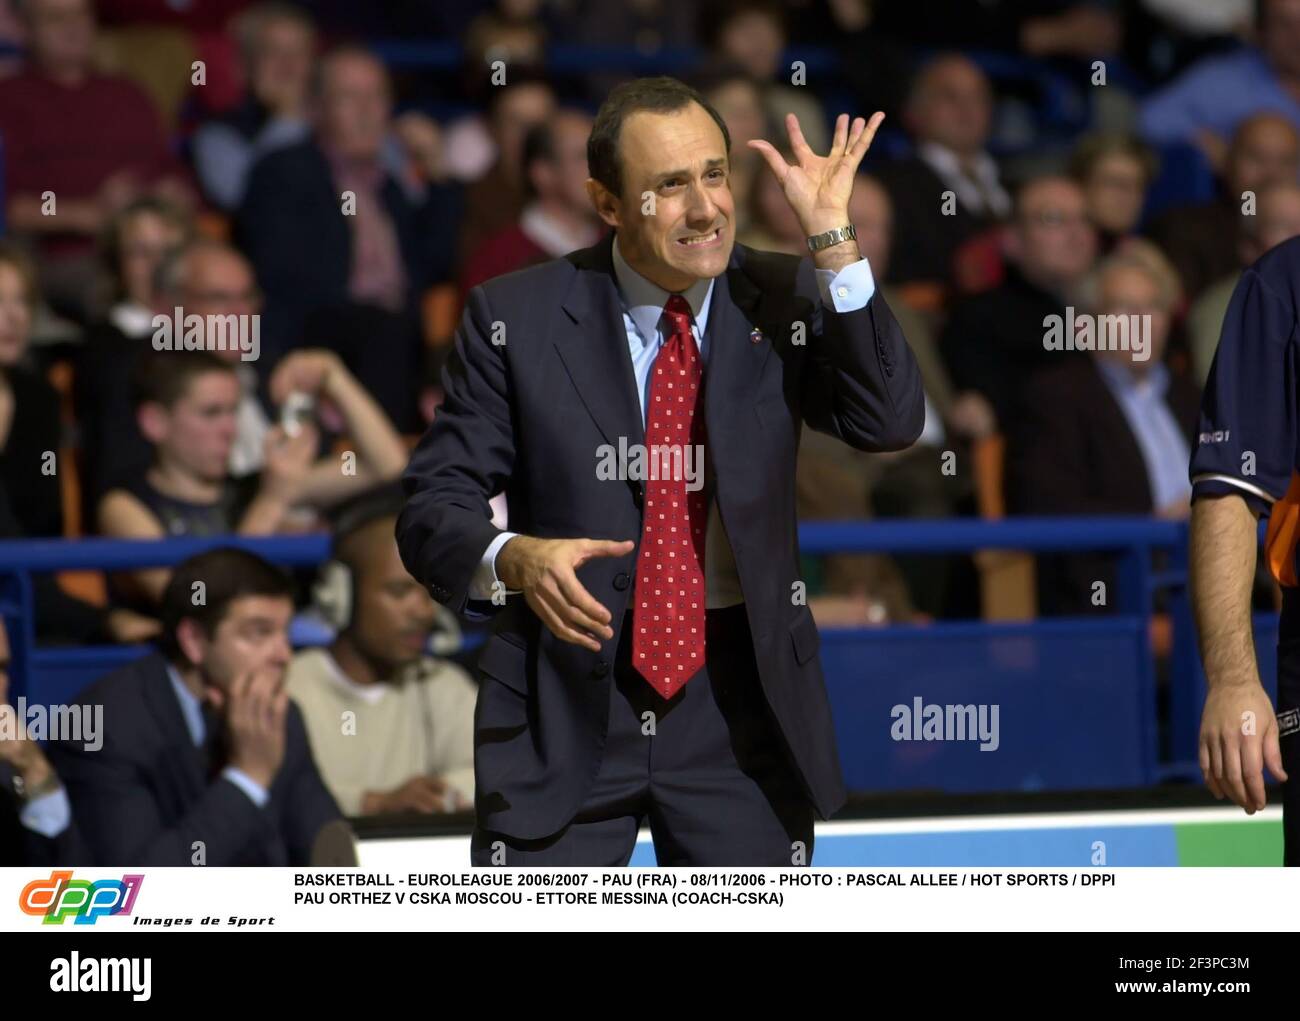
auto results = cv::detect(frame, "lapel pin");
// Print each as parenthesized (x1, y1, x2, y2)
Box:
(749, 327, 764, 344)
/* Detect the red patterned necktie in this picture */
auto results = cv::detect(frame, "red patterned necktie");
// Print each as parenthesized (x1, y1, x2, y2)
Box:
(631, 294, 708, 698)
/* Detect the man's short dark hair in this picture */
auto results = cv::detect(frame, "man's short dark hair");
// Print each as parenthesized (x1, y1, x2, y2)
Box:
(158, 547, 295, 662)
(131, 349, 236, 412)
(587, 76, 731, 199)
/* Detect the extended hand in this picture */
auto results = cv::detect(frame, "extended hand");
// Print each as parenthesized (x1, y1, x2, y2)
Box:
(497, 536, 634, 651)
(747, 111, 885, 238)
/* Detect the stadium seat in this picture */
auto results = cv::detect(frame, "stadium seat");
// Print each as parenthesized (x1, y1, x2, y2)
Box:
(971, 433, 1036, 621)
(45, 361, 108, 607)
(422, 283, 462, 349)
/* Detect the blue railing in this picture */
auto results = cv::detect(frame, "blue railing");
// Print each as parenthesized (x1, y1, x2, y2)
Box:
(0, 519, 1272, 795)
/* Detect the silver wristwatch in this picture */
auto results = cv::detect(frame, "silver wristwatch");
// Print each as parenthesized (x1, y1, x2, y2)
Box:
(806, 224, 857, 252)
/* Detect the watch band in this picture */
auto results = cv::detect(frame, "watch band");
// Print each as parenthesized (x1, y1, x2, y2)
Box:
(806, 224, 857, 252)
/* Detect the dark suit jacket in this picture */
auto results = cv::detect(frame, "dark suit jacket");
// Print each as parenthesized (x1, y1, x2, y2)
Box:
(940, 267, 1076, 437)
(1007, 356, 1201, 613)
(237, 138, 462, 344)
(874, 156, 997, 287)
(47, 653, 341, 866)
(397, 234, 925, 840)
(0, 762, 90, 865)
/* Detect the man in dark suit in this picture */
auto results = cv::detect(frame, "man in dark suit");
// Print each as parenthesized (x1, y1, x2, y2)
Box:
(48, 548, 341, 866)
(873, 54, 1010, 289)
(398, 77, 924, 866)
(1007, 247, 1200, 613)
(1, 618, 89, 865)
(237, 44, 462, 431)
(940, 175, 1099, 439)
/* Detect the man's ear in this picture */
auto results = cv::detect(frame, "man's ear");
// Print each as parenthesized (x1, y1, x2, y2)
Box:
(137, 401, 169, 445)
(175, 618, 208, 670)
(585, 177, 621, 230)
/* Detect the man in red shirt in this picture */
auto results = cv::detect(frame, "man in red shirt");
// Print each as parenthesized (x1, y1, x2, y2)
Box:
(460, 108, 602, 296)
(0, 0, 190, 319)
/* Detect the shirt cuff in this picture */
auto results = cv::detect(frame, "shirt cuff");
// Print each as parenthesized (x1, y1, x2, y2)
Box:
(221, 767, 270, 808)
(468, 531, 519, 603)
(20, 785, 71, 839)
(815, 258, 876, 312)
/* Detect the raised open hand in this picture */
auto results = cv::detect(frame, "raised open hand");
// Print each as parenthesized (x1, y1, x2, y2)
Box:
(747, 111, 885, 237)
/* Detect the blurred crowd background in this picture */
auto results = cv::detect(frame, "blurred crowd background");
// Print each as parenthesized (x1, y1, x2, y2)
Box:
(0, 0, 1295, 822)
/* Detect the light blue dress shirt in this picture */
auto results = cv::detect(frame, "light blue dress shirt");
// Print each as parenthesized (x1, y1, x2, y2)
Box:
(1139, 47, 1300, 145)
(468, 236, 878, 601)
(165, 664, 271, 808)
(1096, 360, 1192, 510)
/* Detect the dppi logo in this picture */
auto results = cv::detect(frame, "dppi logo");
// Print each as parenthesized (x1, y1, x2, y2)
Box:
(19, 871, 144, 925)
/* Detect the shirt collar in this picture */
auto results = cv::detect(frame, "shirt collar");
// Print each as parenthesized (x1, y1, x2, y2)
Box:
(917, 141, 998, 184)
(611, 233, 714, 348)
(1096, 356, 1169, 398)
(320, 649, 390, 705)
(164, 662, 205, 747)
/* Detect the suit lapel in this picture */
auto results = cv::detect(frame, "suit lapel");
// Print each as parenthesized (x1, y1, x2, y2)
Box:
(554, 239, 773, 454)
(139, 656, 207, 806)
(703, 255, 772, 448)
(555, 235, 646, 449)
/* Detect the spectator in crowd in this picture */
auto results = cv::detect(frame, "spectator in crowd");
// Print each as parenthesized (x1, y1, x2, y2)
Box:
(88, 239, 405, 492)
(699, 69, 770, 237)
(48, 548, 343, 865)
(1069, 133, 1160, 253)
(288, 505, 475, 816)
(560, 0, 698, 100)
(0, 243, 64, 539)
(874, 54, 1011, 289)
(867, 0, 1123, 59)
(940, 175, 1099, 438)
(461, 109, 601, 295)
(1140, 0, 1300, 155)
(97, 351, 316, 603)
(96, 197, 192, 340)
(1188, 181, 1300, 383)
(0, 0, 192, 321)
(99, 338, 407, 602)
(701, 0, 829, 153)
(0, 236, 161, 644)
(191, 2, 317, 211)
(1147, 111, 1300, 300)
(462, 0, 547, 71)
(1007, 244, 1199, 613)
(453, 73, 557, 267)
(238, 44, 462, 432)
(0, 616, 90, 864)
(75, 198, 190, 513)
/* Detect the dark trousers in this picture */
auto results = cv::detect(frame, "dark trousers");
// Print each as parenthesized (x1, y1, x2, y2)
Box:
(470, 604, 814, 866)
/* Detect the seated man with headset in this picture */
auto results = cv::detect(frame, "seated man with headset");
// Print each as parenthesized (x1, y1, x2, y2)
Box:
(289, 491, 477, 816)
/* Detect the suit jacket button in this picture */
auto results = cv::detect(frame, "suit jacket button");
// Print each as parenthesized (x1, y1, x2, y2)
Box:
(613, 572, 630, 591)
(632, 484, 644, 509)
(592, 660, 609, 678)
